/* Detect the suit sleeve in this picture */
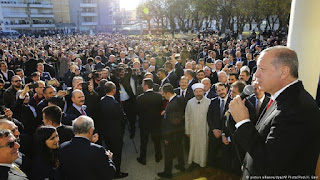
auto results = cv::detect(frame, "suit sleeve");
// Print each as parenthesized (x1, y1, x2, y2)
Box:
(95, 146, 116, 179)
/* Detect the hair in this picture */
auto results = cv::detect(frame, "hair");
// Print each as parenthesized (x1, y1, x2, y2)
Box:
(87, 57, 94, 63)
(215, 82, 227, 90)
(197, 69, 205, 75)
(34, 126, 58, 167)
(105, 81, 116, 93)
(180, 76, 188, 82)
(31, 72, 40, 78)
(0, 61, 7, 67)
(262, 46, 299, 78)
(36, 80, 45, 87)
(185, 69, 194, 78)
(164, 62, 173, 70)
(231, 80, 246, 93)
(143, 78, 153, 89)
(43, 85, 55, 94)
(0, 129, 11, 139)
(47, 96, 65, 110)
(43, 105, 62, 125)
(157, 68, 167, 76)
(201, 77, 211, 84)
(95, 56, 101, 61)
(15, 68, 23, 73)
(162, 83, 174, 94)
(144, 72, 153, 78)
(229, 72, 239, 80)
(72, 116, 94, 134)
(241, 70, 250, 76)
(72, 76, 83, 84)
(71, 89, 83, 98)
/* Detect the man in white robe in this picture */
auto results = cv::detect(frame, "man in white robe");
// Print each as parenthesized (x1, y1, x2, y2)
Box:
(185, 83, 210, 170)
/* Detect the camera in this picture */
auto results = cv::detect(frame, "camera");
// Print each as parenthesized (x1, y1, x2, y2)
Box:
(29, 82, 38, 89)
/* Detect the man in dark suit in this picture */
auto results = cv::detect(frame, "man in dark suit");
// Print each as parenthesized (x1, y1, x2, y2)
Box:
(174, 76, 194, 108)
(65, 90, 87, 125)
(94, 56, 106, 71)
(136, 78, 163, 165)
(99, 82, 128, 178)
(15, 69, 32, 85)
(184, 69, 197, 91)
(117, 51, 130, 64)
(229, 46, 320, 178)
(0, 61, 15, 89)
(207, 83, 231, 168)
(4, 75, 22, 109)
(42, 105, 74, 144)
(164, 62, 178, 88)
(248, 82, 270, 123)
(37, 63, 52, 81)
(136, 72, 160, 96)
(158, 84, 185, 178)
(170, 54, 184, 80)
(25, 53, 38, 77)
(201, 78, 217, 99)
(157, 68, 170, 88)
(0, 130, 28, 180)
(59, 116, 116, 180)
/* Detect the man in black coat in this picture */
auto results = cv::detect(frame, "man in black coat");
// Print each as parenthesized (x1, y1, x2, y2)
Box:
(59, 116, 116, 180)
(99, 81, 128, 178)
(25, 53, 38, 77)
(94, 56, 106, 71)
(248, 82, 270, 123)
(174, 76, 194, 109)
(207, 83, 231, 168)
(3, 75, 22, 110)
(229, 47, 320, 178)
(0, 61, 15, 89)
(136, 72, 160, 96)
(164, 62, 178, 88)
(65, 90, 87, 125)
(158, 83, 185, 178)
(136, 78, 163, 165)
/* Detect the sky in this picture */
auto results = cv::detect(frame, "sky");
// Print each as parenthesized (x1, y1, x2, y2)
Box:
(120, 0, 141, 10)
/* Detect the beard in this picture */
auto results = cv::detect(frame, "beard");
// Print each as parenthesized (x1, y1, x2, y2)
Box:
(195, 95, 203, 100)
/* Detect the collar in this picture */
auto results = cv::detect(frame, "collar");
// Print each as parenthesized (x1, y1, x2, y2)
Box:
(1, 70, 7, 74)
(205, 89, 210, 95)
(161, 77, 167, 83)
(0, 163, 12, 168)
(72, 103, 85, 112)
(146, 89, 153, 92)
(219, 96, 228, 102)
(74, 135, 90, 141)
(271, 79, 299, 100)
(169, 94, 177, 102)
(257, 94, 265, 103)
(106, 95, 115, 100)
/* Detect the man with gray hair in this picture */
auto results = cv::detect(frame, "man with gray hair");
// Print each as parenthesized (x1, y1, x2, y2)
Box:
(229, 46, 320, 178)
(59, 115, 116, 180)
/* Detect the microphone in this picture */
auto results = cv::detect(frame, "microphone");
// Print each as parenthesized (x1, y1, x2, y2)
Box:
(225, 85, 254, 117)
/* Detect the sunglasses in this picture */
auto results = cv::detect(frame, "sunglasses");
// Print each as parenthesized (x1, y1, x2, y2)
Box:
(13, 80, 22, 83)
(0, 139, 19, 149)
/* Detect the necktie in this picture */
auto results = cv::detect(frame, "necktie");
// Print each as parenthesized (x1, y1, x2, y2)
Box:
(256, 99, 261, 116)
(80, 108, 85, 115)
(266, 99, 274, 111)
(181, 90, 185, 98)
(220, 99, 225, 118)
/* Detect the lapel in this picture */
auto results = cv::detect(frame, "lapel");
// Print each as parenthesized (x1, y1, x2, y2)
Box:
(256, 100, 278, 131)
(9, 165, 28, 179)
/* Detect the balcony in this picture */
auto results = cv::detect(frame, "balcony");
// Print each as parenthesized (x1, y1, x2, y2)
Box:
(30, 14, 54, 18)
(0, 2, 27, 8)
(80, 3, 97, 8)
(29, 4, 53, 8)
(82, 22, 98, 26)
(32, 24, 55, 28)
(81, 12, 97, 16)
(3, 13, 28, 18)
(5, 24, 30, 28)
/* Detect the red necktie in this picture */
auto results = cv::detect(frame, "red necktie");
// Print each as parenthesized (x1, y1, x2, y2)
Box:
(80, 108, 85, 115)
(266, 99, 274, 111)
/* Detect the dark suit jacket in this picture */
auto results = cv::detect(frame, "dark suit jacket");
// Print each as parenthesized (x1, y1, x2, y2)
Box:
(167, 71, 178, 88)
(207, 97, 232, 137)
(187, 78, 198, 91)
(163, 95, 185, 141)
(25, 58, 38, 77)
(136, 83, 159, 96)
(3, 85, 18, 109)
(234, 81, 320, 177)
(64, 106, 85, 126)
(204, 88, 217, 99)
(174, 87, 194, 109)
(159, 77, 170, 87)
(99, 96, 125, 137)
(136, 90, 163, 130)
(0, 69, 15, 87)
(57, 125, 74, 144)
(248, 94, 270, 124)
(174, 62, 184, 80)
(94, 62, 106, 71)
(59, 137, 116, 180)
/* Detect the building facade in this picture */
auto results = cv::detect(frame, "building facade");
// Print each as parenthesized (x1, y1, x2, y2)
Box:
(0, 0, 55, 32)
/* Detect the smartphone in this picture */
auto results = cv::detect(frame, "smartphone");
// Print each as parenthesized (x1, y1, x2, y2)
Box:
(47, 79, 56, 86)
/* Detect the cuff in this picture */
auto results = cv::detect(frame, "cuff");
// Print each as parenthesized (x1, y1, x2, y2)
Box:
(235, 119, 250, 129)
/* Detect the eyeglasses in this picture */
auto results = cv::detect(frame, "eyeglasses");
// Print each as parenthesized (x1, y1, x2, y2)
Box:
(13, 80, 22, 83)
(0, 139, 19, 149)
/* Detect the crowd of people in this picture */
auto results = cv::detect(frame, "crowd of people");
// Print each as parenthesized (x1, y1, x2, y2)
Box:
(0, 31, 318, 180)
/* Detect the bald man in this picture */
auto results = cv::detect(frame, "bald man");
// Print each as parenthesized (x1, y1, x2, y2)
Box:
(65, 90, 86, 125)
